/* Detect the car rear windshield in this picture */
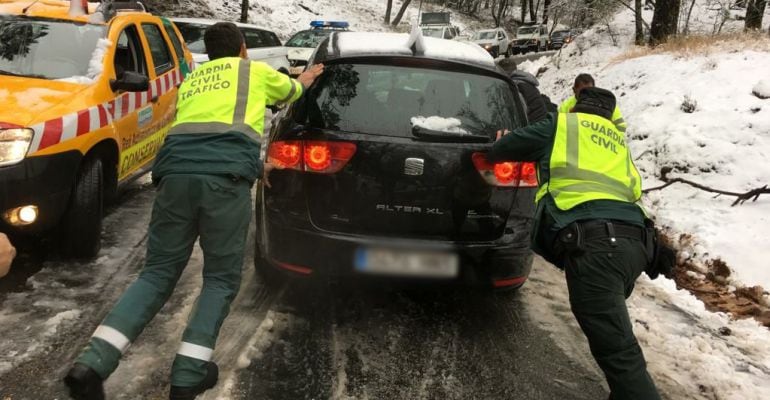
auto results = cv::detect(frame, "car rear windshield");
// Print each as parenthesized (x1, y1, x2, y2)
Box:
(517, 27, 538, 35)
(285, 30, 331, 48)
(300, 63, 521, 138)
(0, 16, 106, 80)
(477, 31, 496, 40)
(421, 28, 444, 38)
(173, 22, 207, 53)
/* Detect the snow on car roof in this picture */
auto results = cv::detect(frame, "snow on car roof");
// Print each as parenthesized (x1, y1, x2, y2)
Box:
(169, 17, 273, 32)
(331, 31, 496, 69)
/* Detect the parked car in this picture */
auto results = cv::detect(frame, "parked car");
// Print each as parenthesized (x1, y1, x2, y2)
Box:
(512, 24, 549, 54)
(549, 29, 575, 50)
(254, 31, 537, 291)
(472, 28, 511, 58)
(285, 20, 349, 76)
(0, 0, 193, 257)
(420, 11, 461, 41)
(171, 18, 289, 72)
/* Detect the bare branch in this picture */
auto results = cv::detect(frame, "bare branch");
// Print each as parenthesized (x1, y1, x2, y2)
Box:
(643, 178, 770, 206)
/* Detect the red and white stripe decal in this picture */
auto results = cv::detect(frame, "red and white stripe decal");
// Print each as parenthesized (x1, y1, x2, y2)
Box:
(26, 69, 183, 154)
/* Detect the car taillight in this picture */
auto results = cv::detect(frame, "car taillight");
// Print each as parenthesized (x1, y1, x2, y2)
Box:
(472, 152, 538, 187)
(268, 140, 302, 169)
(268, 140, 356, 174)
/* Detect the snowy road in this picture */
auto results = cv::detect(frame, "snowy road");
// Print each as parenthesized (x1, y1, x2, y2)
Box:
(0, 183, 609, 399)
(3, 181, 767, 400)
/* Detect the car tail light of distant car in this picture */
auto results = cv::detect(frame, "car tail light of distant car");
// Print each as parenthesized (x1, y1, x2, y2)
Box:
(268, 140, 357, 174)
(472, 152, 538, 188)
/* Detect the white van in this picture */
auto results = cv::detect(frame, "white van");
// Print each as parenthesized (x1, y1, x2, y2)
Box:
(171, 18, 290, 72)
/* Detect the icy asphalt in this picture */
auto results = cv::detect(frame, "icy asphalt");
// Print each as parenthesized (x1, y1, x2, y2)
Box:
(0, 181, 613, 399)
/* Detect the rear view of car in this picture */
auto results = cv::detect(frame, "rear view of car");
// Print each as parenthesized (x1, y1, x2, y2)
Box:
(255, 32, 537, 290)
(549, 29, 574, 50)
(172, 18, 289, 71)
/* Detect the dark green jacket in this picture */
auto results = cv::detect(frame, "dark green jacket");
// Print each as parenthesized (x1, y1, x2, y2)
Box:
(487, 112, 645, 262)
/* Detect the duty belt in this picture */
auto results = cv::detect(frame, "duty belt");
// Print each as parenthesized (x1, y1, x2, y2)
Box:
(579, 220, 646, 243)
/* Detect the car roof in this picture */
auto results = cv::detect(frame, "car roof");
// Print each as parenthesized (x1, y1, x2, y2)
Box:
(317, 31, 500, 72)
(0, 0, 151, 24)
(478, 28, 501, 33)
(169, 17, 274, 32)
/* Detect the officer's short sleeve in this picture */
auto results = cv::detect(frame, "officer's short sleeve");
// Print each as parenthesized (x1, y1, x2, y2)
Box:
(251, 62, 304, 106)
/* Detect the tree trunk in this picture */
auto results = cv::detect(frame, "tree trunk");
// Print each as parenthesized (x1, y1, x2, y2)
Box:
(391, 0, 413, 26)
(385, 0, 393, 24)
(745, 0, 768, 31)
(520, 0, 527, 22)
(736, 0, 747, 7)
(683, 0, 697, 34)
(635, 0, 645, 44)
(543, 0, 551, 24)
(529, 0, 536, 21)
(649, 0, 681, 45)
(240, 0, 249, 23)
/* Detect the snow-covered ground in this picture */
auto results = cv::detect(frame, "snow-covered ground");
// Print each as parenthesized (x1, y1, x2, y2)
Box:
(524, 3, 770, 291)
(518, 2, 770, 398)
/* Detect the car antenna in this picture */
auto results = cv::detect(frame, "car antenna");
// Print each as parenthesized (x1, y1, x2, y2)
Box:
(22, 0, 41, 14)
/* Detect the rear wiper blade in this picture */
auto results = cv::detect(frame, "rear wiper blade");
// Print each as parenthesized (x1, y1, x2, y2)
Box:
(411, 125, 491, 143)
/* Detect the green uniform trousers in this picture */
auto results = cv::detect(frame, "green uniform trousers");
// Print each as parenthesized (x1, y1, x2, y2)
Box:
(76, 174, 251, 387)
(563, 235, 661, 400)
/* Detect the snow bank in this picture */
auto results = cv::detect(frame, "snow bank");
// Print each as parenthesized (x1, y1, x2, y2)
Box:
(411, 116, 468, 134)
(536, 3, 770, 291)
(753, 80, 770, 99)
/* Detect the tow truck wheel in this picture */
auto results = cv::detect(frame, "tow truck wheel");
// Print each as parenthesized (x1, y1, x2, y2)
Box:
(59, 157, 103, 259)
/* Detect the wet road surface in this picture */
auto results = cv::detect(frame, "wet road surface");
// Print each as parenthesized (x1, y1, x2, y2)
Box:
(0, 183, 608, 400)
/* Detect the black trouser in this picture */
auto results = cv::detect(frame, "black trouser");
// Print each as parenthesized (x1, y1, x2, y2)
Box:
(560, 226, 661, 400)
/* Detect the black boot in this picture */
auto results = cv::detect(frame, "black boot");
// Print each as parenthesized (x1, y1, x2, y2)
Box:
(64, 363, 105, 400)
(169, 362, 219, 400)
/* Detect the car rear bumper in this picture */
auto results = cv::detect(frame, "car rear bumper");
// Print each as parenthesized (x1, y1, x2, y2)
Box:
(260, 216, 534, 289)
(0, 151, 81, 236)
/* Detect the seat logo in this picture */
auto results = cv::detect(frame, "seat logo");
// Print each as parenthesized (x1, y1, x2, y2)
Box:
(404, 158, 424, 176)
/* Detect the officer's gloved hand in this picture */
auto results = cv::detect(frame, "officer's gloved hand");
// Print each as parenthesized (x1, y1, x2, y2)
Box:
(646, 241, 677, 280)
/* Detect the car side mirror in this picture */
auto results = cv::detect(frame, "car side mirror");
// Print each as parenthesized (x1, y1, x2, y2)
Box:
(110, 71, 149, 92)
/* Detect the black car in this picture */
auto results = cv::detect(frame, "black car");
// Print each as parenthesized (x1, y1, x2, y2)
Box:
(549, 29, 575, 50)
(254, 32, 537, 290)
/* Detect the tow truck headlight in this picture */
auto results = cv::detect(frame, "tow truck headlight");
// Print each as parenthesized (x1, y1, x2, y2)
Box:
(0, 128, 34, 167)
(3, 205, 38, 226)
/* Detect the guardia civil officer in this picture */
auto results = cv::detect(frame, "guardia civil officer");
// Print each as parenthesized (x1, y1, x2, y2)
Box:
(489, 87, 661, 400)
(64, 22, 324, 400)
(559, 73, 627, 132)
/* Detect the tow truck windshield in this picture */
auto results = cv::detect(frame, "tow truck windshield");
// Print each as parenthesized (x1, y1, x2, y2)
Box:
(0, 16, 106, 80)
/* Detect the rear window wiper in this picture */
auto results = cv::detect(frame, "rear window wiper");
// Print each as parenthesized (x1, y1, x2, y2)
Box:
(411, 125, 491, 143)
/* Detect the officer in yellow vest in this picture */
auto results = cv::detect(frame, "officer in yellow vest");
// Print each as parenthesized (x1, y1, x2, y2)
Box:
(559, 73, 627, 133)
(489, 87, 660, 400)
(65, 22, 324, 400)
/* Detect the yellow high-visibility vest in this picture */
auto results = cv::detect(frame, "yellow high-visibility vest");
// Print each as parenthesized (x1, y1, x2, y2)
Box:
(558, 95, 627, 132)
(536, 112, 643, 210)
(170, 57, 302, 138)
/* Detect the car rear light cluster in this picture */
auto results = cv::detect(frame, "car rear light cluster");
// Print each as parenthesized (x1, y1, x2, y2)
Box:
(268, 140, 356, 174)
(472, 152, 538, 187)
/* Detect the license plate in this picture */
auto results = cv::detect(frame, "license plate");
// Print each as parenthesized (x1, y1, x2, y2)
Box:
(288, 66, 304, 76)
(354, 247, 459, 278)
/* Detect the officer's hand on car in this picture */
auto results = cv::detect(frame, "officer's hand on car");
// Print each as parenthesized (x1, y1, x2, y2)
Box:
(495, 129, 511, 141)
(0, 232, 16, 278)
(262, 162, 284, 189)
(297, 63, 324, 88)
